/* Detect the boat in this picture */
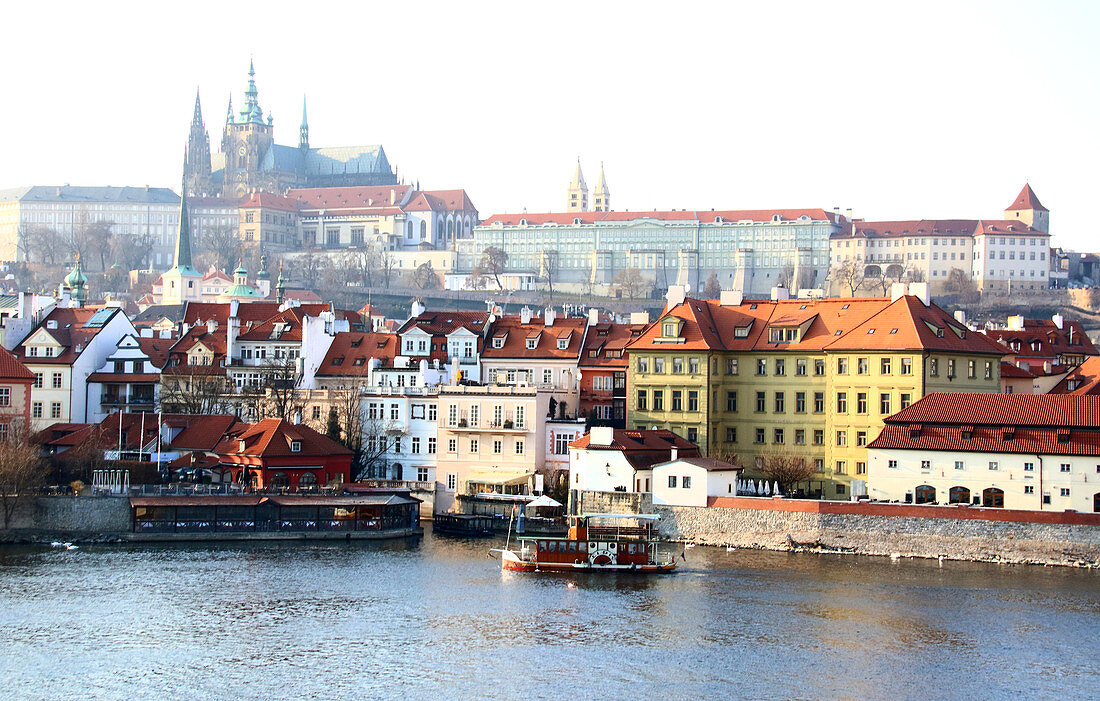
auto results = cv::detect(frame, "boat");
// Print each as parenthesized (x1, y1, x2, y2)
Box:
(433, 513, 496, 538)
(491, 513, 676, 573)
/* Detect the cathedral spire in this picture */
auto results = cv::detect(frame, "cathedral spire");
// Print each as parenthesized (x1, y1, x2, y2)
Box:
(299, 95, 309, 150)
(184, 90, 211, 197)
(241, 59, 264, 125)
(191, 89, 203, 126)
(592, 162, 610, 212)
(173, 176, 197, 274)
(567, 157, 589, 212)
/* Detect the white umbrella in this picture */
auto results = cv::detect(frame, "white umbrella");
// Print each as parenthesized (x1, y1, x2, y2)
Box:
(763, 482, 772, 496)
(773, 481, 781, 496)
(526, 495, 563, 509)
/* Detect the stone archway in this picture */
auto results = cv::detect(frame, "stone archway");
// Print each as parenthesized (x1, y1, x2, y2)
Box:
(982, 487, 1004, 508)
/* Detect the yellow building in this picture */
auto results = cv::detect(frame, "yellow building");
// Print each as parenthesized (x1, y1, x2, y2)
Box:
(625, 288, 1006, 498)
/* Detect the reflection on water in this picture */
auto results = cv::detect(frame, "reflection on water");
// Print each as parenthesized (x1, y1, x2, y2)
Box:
(0, 527, 1096, 700)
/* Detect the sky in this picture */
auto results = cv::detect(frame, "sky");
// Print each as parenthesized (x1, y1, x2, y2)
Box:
(1, 1, 1097, 248)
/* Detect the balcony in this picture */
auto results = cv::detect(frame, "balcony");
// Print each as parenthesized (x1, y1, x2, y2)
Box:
(101, 395, 154, 408)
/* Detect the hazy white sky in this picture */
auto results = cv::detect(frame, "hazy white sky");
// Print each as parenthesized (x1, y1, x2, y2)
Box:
(2, 1, 1097, 248)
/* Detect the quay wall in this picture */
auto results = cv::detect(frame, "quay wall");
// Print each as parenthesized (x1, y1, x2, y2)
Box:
(3, 496, 131, 537)
(576, 491, 1100, 567)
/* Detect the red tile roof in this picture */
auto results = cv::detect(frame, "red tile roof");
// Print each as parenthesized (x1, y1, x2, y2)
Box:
(570, 429, 701, 470)
(481, 316, 587, 360)
(0, 345, 34, 381)
(288, 185, 413, 210)
(973, 219, 1045, 237)
(215, 419, 351, 458)
(482, 208, 838, 227)
(404, 189, 477, 212)
(822, 296, 1007, 354)
(397, 310, 489, 337)
(137, 336, 174, 369)
(240, 192, 298, 212)
(579, 322, 647, 369)
(14, 307, 122, 366)
(999, 361, 1036, 379)
(981, 319, 1098, 360)
(1050, 356, 1100, 395)
(834, 219, 980, 240)
(1006, 184, 1048, 212)
(317, 332, 399, 377)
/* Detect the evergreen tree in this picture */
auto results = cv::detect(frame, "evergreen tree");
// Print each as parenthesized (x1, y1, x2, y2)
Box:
(326, 407, 342, 443)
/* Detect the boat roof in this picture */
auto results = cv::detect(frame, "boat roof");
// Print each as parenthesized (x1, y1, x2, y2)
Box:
(582, 513, 661, 521)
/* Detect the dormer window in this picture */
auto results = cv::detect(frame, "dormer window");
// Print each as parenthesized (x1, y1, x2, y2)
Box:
(734, 327, 750, 338)
(662, 322, 677, 337)
(291, 440, 302, 452)
(238, 440, 246, 452)
(557, 338, 569, 350)
(526, 338, 538, 350)
(492, 337, 505, 349)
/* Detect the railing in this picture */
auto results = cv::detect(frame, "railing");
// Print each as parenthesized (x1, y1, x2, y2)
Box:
(100, 395, 154, 407)
(358, 479, 434, 491)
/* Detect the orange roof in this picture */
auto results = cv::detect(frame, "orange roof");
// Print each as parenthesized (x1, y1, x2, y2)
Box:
(397, 310, 489, 337)
(822, 296, 1007, 354)
(240, 191, 298, 212)
(973, 219, 1045, 237)
(981, 319, 1098, 360)
(569, 428, 700, 470)
(216, 418, 351, 458)
(999, 361, 1036, 379)
(481, 316, 587, 360)
(833, 219, 979, 240)
(404, 189, 477, 212)
(137, 336, 174, 369)
(1050, 356, 1100, 395)
(481, 208, 838, 227)
(317, 331, 398, 377)
(288, 185, 413, 210)
(0, 345, 33, 381)
(1006, 184, 1048, 212)
(579, 322, 647, 369)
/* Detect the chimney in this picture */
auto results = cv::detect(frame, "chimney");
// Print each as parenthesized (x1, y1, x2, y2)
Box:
(140, 328, 153, 338)
(670, 446, 679, 461)
(544, 307, 556, 327)
(720, 289, 744, 307)
(390, 188, 396, 205)
(771, 286, 790, 301)
(954, 310, 967, 325)
(590, 425, 614, 446)
(629, 311, 650, 325)
(890, 282, 908, 302)
(846, 208, 853, 221)
(1007, 315, 1025, 331)
(1052, 314, 1064, 330)
(411, 299, 426, 318)
(907, 282, 929, 305)
(666, 284, 687, 308)
(833, 206, 840, 217)
(587, 308, 600, 326)
(206, 319, 218, 333)
(520, 306, 533, 324)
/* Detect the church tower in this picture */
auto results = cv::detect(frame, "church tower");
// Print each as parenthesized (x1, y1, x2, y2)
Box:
(1004, 183, 1049, 233)
(183, 90, 212, 197)
(160, 180, 203, 305)
(592, 162, 610, 212)
(299, 96, 310, 151)
(221, 60, 276, 198)
(567, 158, 589, 212)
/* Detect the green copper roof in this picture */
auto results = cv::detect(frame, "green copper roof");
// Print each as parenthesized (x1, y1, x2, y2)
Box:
(223, 283, 259, 298)
(64, 256, 87, 287)
(174, 181, 194, 270)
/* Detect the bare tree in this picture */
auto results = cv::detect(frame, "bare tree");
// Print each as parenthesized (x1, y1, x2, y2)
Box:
(159, 371, 231, 414)
(378, 247, 398, 287)
(473, 246, 509, 291)
(757, 452, 817, 495)
(87, 220, 115, 271)
(907, 267, 926, 283)
(297, 249, 329, 289)
(776, 263, 796, 290)
(612, 266, 649, 299)
(0, 420, 47, 529)
(413, 261, 441, 290)
(703, 271, 721, 299)
(110, 232, 157, 271)
(944, 267, 979, 303)
(539, 249, 559, 301)
(873, 267, 891, 295)
(834, 260, 865, 297)
(253, 358, 305, 421)
(199, 225, 242, 273)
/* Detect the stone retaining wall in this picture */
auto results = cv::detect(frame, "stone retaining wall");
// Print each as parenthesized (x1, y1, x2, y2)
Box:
(1, 496, 132, 540)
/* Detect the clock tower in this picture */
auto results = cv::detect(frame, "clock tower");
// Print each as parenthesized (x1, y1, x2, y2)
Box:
(222, 60, 275, 198)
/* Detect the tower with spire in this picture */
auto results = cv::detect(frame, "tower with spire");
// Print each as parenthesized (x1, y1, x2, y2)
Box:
(567, 158, 589, 212)
(160, 179, 203, 305)
(1004, 183, 1049, 234)
(183, 90, 213, 197)
(299, 96, 310, 151)
(592, 162, 610, 212)
(60, 253, 88, 306)
(221, 60, 276, 198)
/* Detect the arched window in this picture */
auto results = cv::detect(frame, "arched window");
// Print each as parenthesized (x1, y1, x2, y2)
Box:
(447, 219, 454, 239)
(391, 463, 403, 480)
(914, 484, 936, 504)
(298, 472, 317, 487)
(1094, 492, 1100, 513)
(406, 221, 413, 238)
(982, 487, 1004, 508)
(269, 471, 289, 489)
(948, 486, 970, 504)
(420, 220, 427, 238)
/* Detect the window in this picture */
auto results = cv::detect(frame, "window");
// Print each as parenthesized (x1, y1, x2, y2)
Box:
(837, 358, 848, 374)
(688, 391, 699, 412)
(637, 357, 649, 373)
(391, 404, 399, 421)
(796, 358, 807, 376)
(654, 358, 665, 373)
(428, 438, 437, 454)
(662, 321, 677, 337)
(493, 440, 502, 454)
(689, 357, 699, 374)
(955, 460, 964, 470)
(774, 428, 784, 444)
(51, 372, 62, 389)
(515, 439, 525, 454)
(682, 476, 691, 489)
(756, 392, 766, 412)
(416, 467, 429, 482)
(0, 388, 9, 407)
(1060, 488, 1071, 497)
(880, 358, 892, 374)
(856, 462, 866, 475)
(857, 358, 868, 375)
(726, 391, 737, 412)
(900, 393, 912, 410)
(687, 427, 698, 443)
(726, 358, 738, 375)
(835, 430, 847, 447)
(988, 461, 998, 471)
(948, 359, 956, 377)
(756, 358, 766, 376)
(814, 359, 825, 376)
(984, 361, 993, 380)
(50, 402, 61, 419)
(795, 392, 806, 413)
(1060, 463, 1071, 472)
(725, 427, 737, 443)
(920, 460, 931, 470)
(929, 358, 939, 376)
(672, 358, 684, 374)
(813, 429, 824, 446)
(880, 393, 891, 415)
(814, 392, 824, 413)
(671, 390, 682, 411)
(448, 438, 457, 453)
(857, 392, 868, 414)
(754, 428, 765, 444)
(668, 475, 677, 488)
(1024, 485, 1034, 495)
(775, 359, 785, 376)
(901, 357, 912, 375)
(32, 402, 42, 419)
(653, 391, 663, 411)
(412, 437, 421, 454)
(856, 431, 867, 447)
(469, 439, 479, 453)
(794, 429, 805, 445)
(968, 360, 976, 379)
(446, 473, 457, 490)
(33, 373, 42, 389)
(815, 459, 825, 472)
(888, 459, 898, 469)
(835, 460, 847, 475)
(1023, 462, 1034, 472)
(836, 392, 847, 413)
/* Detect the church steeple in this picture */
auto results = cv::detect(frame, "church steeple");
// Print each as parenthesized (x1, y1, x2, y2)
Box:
(62, 253, 88, 305)
(173, 178, 197, 275)
(240, 59, 266, 125)
(276, 261, 286, 304)
(592, 162, 610, 212)
(299, 95, 310, 150)
(567, 157, 589, 212)
(183, 89, 212, 197)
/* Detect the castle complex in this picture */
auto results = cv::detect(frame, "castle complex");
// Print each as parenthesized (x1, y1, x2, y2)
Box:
(183, 62, 398, 199)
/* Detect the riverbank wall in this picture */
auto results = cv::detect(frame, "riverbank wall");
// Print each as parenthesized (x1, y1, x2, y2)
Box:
(575, 490, 1100, 567)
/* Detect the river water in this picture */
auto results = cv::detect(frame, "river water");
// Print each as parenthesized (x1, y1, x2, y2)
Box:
(0, 529, 1095, 700)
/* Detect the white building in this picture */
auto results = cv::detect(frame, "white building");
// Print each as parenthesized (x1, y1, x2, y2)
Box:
(867, 392, 1100, 512)
(86, 330, 174, 423)
(651, 457, 741, 507)
(568, 427, 699, 494)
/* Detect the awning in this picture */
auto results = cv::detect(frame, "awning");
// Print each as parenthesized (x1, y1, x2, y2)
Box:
(465, 470, 533, 486)
(526, 495, 562, 508)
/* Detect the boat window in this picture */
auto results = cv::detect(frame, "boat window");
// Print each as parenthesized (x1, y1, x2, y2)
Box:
(569, 542, 578, 553)
(548, 541, 557, 552)
(628, 544, 637, 554)
(579, 542, 587, 553)
(538, 541, 546, 551)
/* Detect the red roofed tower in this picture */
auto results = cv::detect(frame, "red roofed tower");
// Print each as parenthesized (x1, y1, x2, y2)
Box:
(1004, 183, 1049, 233)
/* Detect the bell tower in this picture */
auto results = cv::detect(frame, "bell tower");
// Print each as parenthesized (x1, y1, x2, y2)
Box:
(567, 158, 588, 212)
(222, 60, 275, 198)
(592, 162, 610, 212)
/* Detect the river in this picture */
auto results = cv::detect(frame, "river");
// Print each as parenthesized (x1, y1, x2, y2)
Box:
(0, 529, 1095, 700)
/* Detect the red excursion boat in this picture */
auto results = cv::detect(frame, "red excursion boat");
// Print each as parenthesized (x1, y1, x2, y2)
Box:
(493, 513, 676, 573)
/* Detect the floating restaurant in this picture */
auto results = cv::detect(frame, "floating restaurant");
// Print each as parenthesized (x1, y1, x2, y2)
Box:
(128, 493, 421, 541)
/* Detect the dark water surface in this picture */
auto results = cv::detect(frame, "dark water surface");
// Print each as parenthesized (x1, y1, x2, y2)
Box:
(0, 529, 1095, 700)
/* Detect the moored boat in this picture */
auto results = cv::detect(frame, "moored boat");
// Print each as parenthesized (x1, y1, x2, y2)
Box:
(492, 513, 676, 573)
(433, 513, 496, 537)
